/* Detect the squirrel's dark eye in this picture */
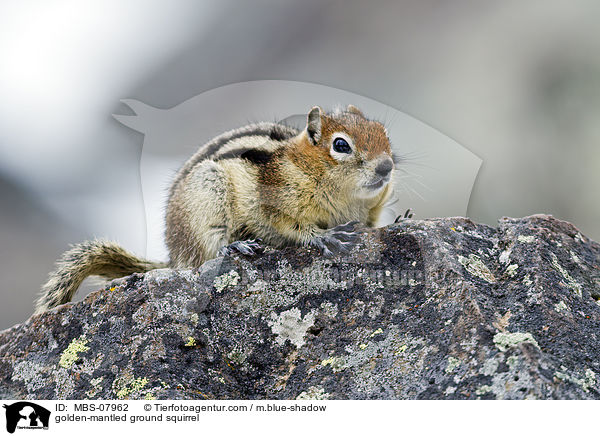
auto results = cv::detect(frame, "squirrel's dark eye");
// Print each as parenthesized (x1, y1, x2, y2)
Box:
(333, 137, 351, 154)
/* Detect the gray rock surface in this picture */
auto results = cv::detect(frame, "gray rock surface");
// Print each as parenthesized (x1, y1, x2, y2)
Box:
(1, 215, 600, 399)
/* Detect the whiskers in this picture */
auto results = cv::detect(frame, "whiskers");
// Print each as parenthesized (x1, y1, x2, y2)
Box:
(394, 166, 431, 202)
(393, 150, 430, 168)
(389, 145, 432, 202)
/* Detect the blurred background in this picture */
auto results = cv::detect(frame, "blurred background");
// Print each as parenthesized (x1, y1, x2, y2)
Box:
(1, 0, 599, 329)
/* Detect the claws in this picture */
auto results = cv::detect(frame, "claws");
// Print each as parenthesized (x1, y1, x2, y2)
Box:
(310, 221, 360, 257)
(394, 208, 414, 223)
(331, 220, 360, 233)
(218, 239, 264, 257)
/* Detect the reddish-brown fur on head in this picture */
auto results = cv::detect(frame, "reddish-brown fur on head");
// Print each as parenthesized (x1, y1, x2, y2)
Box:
(285, 105, 395, 203)
(319, 109, 391, 161)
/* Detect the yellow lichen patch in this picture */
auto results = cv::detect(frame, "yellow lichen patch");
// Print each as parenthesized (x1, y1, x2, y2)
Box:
(555, 301, 569, 313)
(85, 377, 104, 398)
(116, 377, 148, 399)
(476, 385, 492, 396)
(458, 254, 496, 283)
(555, 368, 596, 393)
(296, 386, 330, 400)
(59, 336, 90, 369)
(506, 264, 519, 277)
(370, 328, 384, 337)
(550, 253, 582, 298)
(445, 356, 460, 374)
(517, 235, 535, 243)
(321, 356, 346, 372)
(214, 270, 240, 293)
(395, 344, 408, 355)
(493, 332, 539, 352)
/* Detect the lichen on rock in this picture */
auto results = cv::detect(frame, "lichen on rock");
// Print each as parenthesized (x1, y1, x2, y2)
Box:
(1, 214, 600, 399)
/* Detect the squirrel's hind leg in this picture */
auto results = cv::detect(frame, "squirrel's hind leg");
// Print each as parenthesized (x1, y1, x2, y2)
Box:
(167, 161, 233, 267)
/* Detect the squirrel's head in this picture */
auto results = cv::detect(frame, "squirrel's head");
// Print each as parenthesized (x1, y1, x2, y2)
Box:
(304, 105, 394, 199)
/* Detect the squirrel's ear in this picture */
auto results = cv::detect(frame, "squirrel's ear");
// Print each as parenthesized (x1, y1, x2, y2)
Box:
(307, 106, 322, 144)
(347, 104, 364, 117)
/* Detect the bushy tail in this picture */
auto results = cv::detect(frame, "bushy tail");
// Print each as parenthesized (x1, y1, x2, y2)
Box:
(35, 240, 167, 314)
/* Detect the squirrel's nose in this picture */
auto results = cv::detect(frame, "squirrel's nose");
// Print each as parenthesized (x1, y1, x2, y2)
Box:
(375, 158, 393, 178)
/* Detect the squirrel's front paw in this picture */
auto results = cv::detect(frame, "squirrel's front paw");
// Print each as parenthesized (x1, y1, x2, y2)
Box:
(218, 239, 264, 257)
(310, 221, 360, 257)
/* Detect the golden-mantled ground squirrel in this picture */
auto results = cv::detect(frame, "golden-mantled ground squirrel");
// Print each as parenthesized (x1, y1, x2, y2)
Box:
(35, 105, 396, 313)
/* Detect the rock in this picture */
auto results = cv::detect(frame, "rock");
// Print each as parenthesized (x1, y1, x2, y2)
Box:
(1, 214, 600, 400)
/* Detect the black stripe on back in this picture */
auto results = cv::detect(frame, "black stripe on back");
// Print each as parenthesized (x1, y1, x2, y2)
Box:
(170, 122, 298, 195)
(214, 147, 274, 165)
